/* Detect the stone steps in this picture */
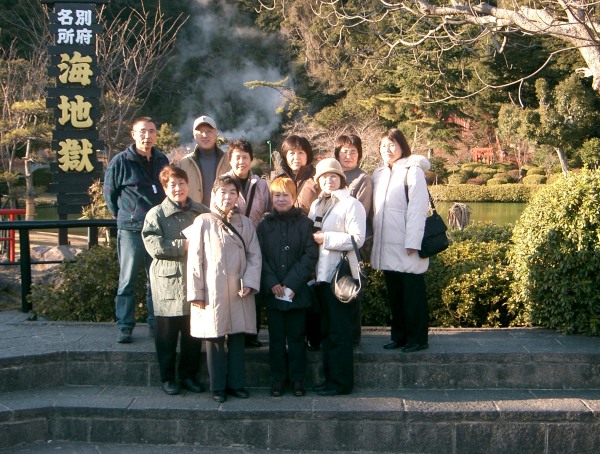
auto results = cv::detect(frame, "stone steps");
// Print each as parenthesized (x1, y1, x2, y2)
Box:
(2, 385, 600, 453)
(1, 313, 600, 452)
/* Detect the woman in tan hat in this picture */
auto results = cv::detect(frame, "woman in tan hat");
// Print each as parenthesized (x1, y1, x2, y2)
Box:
(308, 158, 366, 396)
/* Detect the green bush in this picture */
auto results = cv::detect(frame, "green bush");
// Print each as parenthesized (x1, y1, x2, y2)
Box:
(429, 184, 540, 202)
(460, 162, 479, 171)
(522, 174, 546, 185)
(546, 173, 563, 185)
(487, 177, 508, 185)
(466, 177, 487, 185)
(361, 264, 390, 326)
(527, 167, 546, 176)
(447, 173, 468, 185)
(30, 243, 148, 322)
(507, 169, 522, 181)
(426, 230, 513, 327)
(473, 166, 496, 175)
(509, 168, 600, 335)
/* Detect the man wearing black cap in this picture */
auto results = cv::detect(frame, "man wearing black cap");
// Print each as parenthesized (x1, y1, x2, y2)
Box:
(179, 115, 230, 207)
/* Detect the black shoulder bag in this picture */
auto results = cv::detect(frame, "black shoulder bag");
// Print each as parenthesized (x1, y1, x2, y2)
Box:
(404, 174, 449, 258)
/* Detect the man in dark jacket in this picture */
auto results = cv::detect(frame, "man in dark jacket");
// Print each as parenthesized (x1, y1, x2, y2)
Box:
(103, 117, 169, 343)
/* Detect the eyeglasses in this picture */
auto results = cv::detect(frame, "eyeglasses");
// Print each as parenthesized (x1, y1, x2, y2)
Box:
(340, 149, 358, 157)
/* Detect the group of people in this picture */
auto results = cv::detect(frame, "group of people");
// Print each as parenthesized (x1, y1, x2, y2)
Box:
(103, 115, 433, 403)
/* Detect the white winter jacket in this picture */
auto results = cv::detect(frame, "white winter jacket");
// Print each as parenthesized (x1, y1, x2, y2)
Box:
(308, 188, 366, 283)
(370, 154, 431, 275)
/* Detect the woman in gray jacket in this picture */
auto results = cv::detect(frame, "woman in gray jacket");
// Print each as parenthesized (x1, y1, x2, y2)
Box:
(142, 165, 209, 396)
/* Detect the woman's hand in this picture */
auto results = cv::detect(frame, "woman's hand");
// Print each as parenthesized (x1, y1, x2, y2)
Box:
(406, 248, 418, 256)
(190, 300, 206, 309)
(313, 230, 324, 245)
(239, 287, 252, 298)
(184, 239, 189, 251)
(271, 284, 285, 298)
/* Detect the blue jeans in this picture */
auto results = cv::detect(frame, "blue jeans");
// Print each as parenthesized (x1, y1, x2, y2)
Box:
(115, 229, 154, 330)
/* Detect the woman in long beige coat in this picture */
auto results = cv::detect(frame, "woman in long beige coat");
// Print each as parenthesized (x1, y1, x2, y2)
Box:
(186, 175, 262, 403)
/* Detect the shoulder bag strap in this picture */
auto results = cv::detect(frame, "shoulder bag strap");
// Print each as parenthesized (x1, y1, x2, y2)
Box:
(404, 169, 436, 212)
(210, 212, 247, 251)
(244, 182, 258, 217)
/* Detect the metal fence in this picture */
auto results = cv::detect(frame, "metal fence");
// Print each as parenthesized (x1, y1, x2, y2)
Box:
(0, 219, 117, 312)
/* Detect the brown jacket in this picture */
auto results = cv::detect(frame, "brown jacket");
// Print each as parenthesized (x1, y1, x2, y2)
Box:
(178, 147, 231, 205)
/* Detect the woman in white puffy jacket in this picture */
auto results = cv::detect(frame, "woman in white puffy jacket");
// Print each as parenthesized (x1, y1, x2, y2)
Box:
(309, 158, 366, 395)
(371, 129, 431, 353)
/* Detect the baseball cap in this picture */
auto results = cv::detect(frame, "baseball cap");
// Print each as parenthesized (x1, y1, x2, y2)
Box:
(193, 115, 217, 132)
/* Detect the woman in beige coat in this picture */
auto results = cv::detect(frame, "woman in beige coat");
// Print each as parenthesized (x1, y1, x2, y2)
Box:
(186, 175, 262, 402)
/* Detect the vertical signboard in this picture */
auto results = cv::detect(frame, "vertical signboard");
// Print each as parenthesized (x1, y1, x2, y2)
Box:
(42, 0, 108, 243)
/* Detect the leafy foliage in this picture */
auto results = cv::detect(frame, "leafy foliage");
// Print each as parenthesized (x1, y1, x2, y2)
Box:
(30, 243, 147, 322)
(429, 184, 540, 202)
(509, 168, 600, 335)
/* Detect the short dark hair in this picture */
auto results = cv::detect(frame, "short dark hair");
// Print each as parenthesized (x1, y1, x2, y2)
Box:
(227, 139, 254, 161)
(131, 117, 156, 130)
(334, 134, 363, 163)
(281, 135, 313, 164)
(159, 165, 188, 188)
(379, 128, 411, 159)
(213, 174, 241, 194)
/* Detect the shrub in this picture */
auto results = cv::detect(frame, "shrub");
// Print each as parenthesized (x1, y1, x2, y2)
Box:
(546, 173, 563, 185)
(429, 184, 540, 202)
(509, 168, 600, 335)
(507, 169, 522, 181)
(30, 243, 148, 322)
(361, 264, 390, 326)
(486, 178, 508, 185)
(460, 162, 479, 171)
(426, 233, 513, 327)
(522, 174, 546, 185)
(447, 173, 468, 185)
(473, 166, 496, 175)
(466, 177, 487, 185)
(527, 167, 546, 176)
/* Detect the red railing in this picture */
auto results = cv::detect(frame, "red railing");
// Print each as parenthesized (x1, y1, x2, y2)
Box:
(0, 209, 27, 262)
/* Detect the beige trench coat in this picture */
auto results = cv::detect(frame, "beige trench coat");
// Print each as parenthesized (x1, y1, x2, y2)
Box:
(186, 211, 262, 338)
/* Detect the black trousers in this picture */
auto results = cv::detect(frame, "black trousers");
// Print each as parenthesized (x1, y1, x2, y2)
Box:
(205, 333, 245, 392)
(383, 270, 428, 346)
(316, 283, 354, 394)
(154, 315, 203, 383)
(267, 307, 307, 384)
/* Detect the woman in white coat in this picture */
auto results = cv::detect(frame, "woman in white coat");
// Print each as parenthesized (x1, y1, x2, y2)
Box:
(309, 158, 366, 396)
(187, 175, 262, 402)
(371, 128, 431, 353)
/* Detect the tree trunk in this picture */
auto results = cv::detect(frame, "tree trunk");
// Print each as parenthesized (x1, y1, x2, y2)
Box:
(24, 139, 36, 220)
(578, 44, 600, 93)
(555, 147, 569, 177)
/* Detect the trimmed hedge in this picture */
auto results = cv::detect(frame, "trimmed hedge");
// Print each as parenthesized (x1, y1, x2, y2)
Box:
(429, 184, 541, 202)
(509, 168, 600, 335)
(522, 174, 547, 185)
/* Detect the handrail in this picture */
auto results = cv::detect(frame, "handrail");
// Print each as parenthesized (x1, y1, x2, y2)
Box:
(0, 219, 117, 313)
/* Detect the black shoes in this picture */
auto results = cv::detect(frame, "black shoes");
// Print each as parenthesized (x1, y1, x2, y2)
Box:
(212, 391, 226, 403)
(226, 387, 250, 399)
(402, 343, 429, 353)
(383, 341, 404, 350)
(306, 341, 320, 352)
(292, 382, 305, 397)
(162, 380, 180, 395)
(271, 382, 284, 397)
(180, 378, 204, 393)
(312, 381, 328, 392)
(245, 338, 263, 348)
(117, 328, 132, 344)
(317, 388, 349, 397)
(148, 325, 155, 338)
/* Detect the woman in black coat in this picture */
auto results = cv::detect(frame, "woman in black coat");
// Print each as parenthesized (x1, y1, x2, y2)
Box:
(256, 176, 319, 397)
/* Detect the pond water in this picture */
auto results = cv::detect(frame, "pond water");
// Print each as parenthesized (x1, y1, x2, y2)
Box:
(436, 202, 526, 226)
(29, 203, 526, 231)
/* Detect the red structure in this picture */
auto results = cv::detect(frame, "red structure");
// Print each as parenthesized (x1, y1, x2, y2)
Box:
(0, 209, 26, 262)
(470, 147, 495, 165)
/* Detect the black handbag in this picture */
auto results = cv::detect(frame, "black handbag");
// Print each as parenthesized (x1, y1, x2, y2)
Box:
(404, 175, 449, 258)
(331, 236, 367, 303)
